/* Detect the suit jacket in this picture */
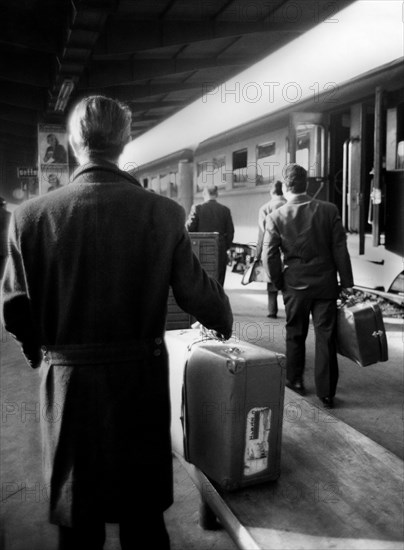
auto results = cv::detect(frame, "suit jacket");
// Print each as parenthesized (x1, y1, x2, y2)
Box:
(1, 161, 233, 525)
(185, 199, 234, 250)
(262, 194, 353, 298)
(255, 195, 286, 259)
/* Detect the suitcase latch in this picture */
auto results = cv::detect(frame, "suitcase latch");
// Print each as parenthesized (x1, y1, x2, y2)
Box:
(223, 347, 245, 374)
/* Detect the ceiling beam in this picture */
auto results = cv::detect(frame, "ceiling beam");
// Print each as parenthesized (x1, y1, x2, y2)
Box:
(46, 1, 113, 113)
(0, 5, 68, 53)
(95, 20, 307, 55)
(128, 100, 183, 111)
(0, 81, 46, 110)
(80, 57, 249, 88)
(0, 119, 37, 139)
(73, 82, 203, 103)
(0, 51, 53, 87)
(0, 104, 39, 126)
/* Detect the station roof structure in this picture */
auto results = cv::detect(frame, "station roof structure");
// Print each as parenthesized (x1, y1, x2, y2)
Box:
(0, 0, 356, 153)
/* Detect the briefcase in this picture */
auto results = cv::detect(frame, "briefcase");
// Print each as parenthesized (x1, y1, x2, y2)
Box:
(241, 259, 270, 285)
(166, 328, 286, 491)
(336, 302, 388, 367)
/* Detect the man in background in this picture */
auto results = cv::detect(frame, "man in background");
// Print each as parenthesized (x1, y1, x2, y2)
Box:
(186, 185, 234, 286)
(263, 164, 353, 408)
(255, 180, 286, 318)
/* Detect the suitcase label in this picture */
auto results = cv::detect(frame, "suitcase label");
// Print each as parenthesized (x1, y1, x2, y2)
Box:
(244, 407, 271, 476)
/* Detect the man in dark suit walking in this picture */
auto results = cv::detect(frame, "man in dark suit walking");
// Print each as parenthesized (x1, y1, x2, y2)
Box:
(1, 95, 233, 550)
(186, 185, 234, 286)
(263, 164, 353, 408)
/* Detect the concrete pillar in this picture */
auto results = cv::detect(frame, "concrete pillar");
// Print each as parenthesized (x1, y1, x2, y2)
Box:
(178, 160, 194, 216)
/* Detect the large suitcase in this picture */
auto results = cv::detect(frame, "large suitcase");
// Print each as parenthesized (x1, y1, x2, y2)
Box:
(166, 232, 220, 330)
(336, 302, 388, 367)
(166, 329, 286, 491)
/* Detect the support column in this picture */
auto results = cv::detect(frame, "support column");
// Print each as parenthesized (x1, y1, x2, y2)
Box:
(178, 160, 194, 216)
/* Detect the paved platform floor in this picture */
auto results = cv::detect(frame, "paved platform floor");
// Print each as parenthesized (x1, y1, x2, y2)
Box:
(1, 267, 403, 549)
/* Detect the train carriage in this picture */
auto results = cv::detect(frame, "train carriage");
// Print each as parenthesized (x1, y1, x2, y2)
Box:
(131, 59, 404, 299)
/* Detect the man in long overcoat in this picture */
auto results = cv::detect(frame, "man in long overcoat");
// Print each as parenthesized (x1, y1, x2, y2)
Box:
(1, 96, 233, 550)
(262, 164, 353, 408)
(185, 185, 234, 286)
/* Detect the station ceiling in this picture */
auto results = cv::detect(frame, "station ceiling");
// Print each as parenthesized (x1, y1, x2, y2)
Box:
(0, 0, 355, 152)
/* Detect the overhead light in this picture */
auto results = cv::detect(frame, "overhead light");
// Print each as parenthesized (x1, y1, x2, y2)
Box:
(54, 79, 75, 112)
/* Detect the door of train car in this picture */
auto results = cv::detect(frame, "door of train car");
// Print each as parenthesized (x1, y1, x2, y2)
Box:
(328, 98, 383, 255)
(288, 112, 329, 200)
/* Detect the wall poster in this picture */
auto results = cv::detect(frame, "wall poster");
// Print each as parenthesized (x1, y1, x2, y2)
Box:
(37, 124, 69, 194)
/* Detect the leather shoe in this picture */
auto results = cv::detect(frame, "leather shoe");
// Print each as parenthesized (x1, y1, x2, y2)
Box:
(286, 379, 306, 396)
(320, 396, 334, 408)
(267, 314, 277, 319)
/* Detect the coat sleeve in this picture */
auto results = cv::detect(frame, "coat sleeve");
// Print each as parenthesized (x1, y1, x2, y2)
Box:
(185, 204, 199, 232)
(262, 214, 284, 290)
(170, 227, 233, 339)
(224, 209, 235, 250)
(1, 214, 42, 368)
(330, 206, 354, 288)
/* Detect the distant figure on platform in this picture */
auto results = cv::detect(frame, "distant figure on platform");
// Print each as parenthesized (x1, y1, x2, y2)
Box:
(186, 185, 234, 286)
(1, 95, 233, 550)
(0, 197, 11, 279)
(263, 164, 354, 409)
(255, 180, 286, 318)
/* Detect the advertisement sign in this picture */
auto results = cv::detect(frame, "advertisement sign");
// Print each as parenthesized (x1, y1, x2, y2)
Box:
(37, 124, 69, 194)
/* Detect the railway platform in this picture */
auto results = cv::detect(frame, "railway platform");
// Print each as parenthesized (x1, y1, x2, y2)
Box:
(1, 267, 403, 549)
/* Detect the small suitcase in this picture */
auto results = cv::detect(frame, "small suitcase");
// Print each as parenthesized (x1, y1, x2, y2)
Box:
(166, 329, 286, 491)
(336, 302, 388, 367)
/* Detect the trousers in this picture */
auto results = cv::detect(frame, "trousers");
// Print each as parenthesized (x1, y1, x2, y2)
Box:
(267, 283, 279, 316)
(58, 511, 170, 550)
(283, 294, 338, 398)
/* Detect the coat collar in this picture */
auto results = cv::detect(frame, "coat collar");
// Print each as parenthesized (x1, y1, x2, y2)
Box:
(71, 160, 142, 187)
(286, 193, 312, 205)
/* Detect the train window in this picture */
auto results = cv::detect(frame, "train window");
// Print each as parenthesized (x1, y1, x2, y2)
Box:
(233, 148, 248, 187)
(386, 105, 404, 170)
(296, 123, 325, 177)
(256, 142, 276, 185)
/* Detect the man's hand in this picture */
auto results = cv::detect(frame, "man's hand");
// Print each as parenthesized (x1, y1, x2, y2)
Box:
(339, 287, 355, 304)
(192, 322, 232, 341)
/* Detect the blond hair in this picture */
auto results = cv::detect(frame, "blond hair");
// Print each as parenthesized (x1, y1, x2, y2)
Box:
(69, 96, 132, 160)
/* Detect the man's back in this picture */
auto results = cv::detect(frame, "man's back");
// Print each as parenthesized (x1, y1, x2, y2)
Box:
(5, 166, 231, 346)
(186, 199, 234, 249)
(266, 195, 353, 297)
